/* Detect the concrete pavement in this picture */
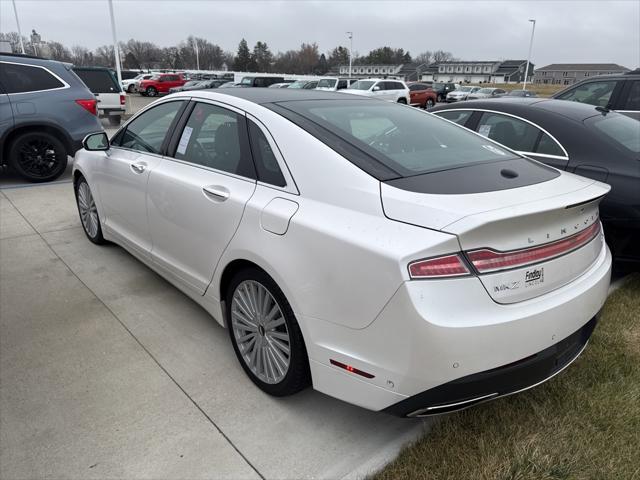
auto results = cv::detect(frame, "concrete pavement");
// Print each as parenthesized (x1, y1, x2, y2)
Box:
(0, 177, 427, 479)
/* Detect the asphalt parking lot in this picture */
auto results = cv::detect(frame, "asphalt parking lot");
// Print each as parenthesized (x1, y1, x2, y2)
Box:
(0, 114, 428, 479)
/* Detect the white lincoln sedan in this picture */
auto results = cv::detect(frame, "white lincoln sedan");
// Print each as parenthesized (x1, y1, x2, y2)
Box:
(74, 89, 611, 417)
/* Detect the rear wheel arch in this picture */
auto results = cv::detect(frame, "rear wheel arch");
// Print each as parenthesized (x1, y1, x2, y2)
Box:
(2, 124, 74, 163)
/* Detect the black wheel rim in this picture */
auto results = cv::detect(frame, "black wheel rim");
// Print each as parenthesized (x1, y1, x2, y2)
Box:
(17, 138, 63, 179)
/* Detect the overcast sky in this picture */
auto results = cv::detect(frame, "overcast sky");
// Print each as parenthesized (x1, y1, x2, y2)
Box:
(1, 0, 638, 68)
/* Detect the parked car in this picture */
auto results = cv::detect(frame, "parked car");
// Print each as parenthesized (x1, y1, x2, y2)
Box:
(446, 86, 481, 102)
(74, 88, 610, 416)
(498, 89, 537, 98)
(431, 82, 457, 102)
(315, 77, 357, 91)
(287, 79, 319, 89)
(122, 73, 154, 93)
(218, 81, 240, 88)
(431, 98, 640, 263)
(466, 87, 507, 100)
(238, 76, 285, 88)
(138, 73, 187, 97)
(0, 53, 102, 182)
(268, 82, 291, 89)
(168, 80, 203, 93)
(73, 66, 125, 126)
(407, 82, 437, 108)
(342, 79, 411, 104)
(552, 69, 640, 120)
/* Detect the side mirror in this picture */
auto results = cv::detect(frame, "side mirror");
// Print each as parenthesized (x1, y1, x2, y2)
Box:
(83, 132, 109, 151)
(373, 85, 381, 91)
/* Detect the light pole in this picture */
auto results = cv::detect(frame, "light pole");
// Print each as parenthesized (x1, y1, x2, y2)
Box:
(346, 31, 353, 77)
(523, 19, 536, 90)
(11, 0, 25, 54)
(107, 0, 123, 88)
(194, 39, 200, 70)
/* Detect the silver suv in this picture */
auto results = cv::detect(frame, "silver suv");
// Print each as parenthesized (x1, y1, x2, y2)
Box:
(0, 53, 103, 182)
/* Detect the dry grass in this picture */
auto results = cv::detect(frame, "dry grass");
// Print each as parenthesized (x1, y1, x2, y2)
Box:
(374, 275, 640, 480)
(480, 83, 564, 97)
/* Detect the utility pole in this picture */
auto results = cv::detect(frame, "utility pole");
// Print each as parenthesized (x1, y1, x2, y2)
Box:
(108, 0, 123, 88)
(346, 31, 353, 77)
(523, 19, 536, 90)
(11, 0, 25, 54)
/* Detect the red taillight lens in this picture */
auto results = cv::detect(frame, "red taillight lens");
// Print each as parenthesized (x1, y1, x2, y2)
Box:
(75, 99, 97, 116)
(120, 94, 126, 105)
(408, 254, 471, 279)
(467, 222, 601, 274)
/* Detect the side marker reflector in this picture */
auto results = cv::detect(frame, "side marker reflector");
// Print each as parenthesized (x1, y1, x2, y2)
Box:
(330, 359, 375, 379)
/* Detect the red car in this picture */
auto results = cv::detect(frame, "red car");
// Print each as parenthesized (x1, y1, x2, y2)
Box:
(138, 73, 187, 97)
(407, 82, 437, 109)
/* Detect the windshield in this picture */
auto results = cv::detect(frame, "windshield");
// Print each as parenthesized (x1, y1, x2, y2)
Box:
(432, 83, 444, 89)
(588, 114, 640, 153)
(317, 79, 337, 88)
(279, 100, 516, 176)
(349, 80, 375, 90)
(478, 88, 494, 94)
(288, 80, 309, 89)
(240, 77, 253, 85)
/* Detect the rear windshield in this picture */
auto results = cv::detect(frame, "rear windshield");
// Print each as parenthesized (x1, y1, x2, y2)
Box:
(74, 69, 120, 93)
(277, 100, 516, 177)
(317, 79, 337, 88)
(587, 114, 640, 153)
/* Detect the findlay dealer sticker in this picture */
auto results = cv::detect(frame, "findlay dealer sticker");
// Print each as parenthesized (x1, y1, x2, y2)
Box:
(525, 267, 544, 287)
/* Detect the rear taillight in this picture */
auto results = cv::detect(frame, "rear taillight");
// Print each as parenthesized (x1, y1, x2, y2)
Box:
(408, 254, 470, 279)
(467, 222, 601, 274)
(75, 99, 97, 116)
(120, 94, 126, 106)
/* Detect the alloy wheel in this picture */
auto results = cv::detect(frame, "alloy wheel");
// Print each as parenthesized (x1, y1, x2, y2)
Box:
(16, 138, 62, 179)
(77, 181, 100, 239)
(231, 280, 291, 384)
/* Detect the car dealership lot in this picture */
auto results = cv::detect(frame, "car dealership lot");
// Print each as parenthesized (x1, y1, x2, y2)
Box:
(0, 172, 427, 479)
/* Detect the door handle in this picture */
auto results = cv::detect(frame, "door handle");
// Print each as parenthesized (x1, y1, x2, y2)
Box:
(202, 185, 230, 201)
(130, 162, 146, 174)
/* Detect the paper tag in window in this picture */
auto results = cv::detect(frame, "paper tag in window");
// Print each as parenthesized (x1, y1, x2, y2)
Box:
(176, 126, 193, 155)
(478, 124, 491, 137)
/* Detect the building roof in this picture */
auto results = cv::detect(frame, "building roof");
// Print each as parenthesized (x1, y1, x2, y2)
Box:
(536, 63, 630, 72)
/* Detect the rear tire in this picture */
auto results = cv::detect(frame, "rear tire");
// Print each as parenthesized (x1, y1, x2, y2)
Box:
(108, 115, 121, 126)
(437, 94, 443, 102)
(425, 98, 435, 109)
(9, 131, 68, 182)
(226, 267, 310, 397)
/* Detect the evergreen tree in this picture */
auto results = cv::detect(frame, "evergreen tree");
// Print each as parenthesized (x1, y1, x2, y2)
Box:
(234, 38, 252, 71)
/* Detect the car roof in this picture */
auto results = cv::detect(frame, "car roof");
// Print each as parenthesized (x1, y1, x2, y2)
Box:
(431, 97, 608, 122)
(189, 88, 371, 104)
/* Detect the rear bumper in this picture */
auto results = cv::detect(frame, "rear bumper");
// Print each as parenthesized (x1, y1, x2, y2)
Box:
(384, 316, 597, 417)
(305, 242, 611, 412)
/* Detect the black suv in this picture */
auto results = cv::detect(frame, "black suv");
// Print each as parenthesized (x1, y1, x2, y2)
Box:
(553, 69, 640, 120)
(432, 82, 457, 102)
(0, 53, 103, 182)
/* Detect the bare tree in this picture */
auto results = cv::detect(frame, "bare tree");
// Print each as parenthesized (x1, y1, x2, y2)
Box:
(414, 51, 433, 65)
(432, 50, 456, 64)
(71, 46, 93, 66)
(48, 41, 72, 62)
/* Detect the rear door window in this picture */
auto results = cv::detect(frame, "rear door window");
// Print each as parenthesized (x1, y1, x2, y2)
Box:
(556, 80, 618, 107)
(622, 81, 640, 110)
(434, 110, 473, 125)
(0, 61, 65, 93)
(477, 112, 540, 152)
(248, 120, 286, 187)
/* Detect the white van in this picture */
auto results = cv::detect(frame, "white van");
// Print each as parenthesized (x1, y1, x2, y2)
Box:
(316, 77, 358, 91)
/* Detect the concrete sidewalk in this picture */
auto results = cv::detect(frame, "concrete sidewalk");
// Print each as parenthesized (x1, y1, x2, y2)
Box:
(0, 181, 427, 479)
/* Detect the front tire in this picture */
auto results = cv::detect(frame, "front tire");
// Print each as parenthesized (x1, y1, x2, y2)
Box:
(226, 267, 310, 396)
(75, 176, 105, 245)
(397, 97, 407, 104)
(127, 84, 135, 93)
(146, 87, 157, 97)
(437, 94, 443, 102)
(9, 131, 68, 182)
(108, 115, 121, 126)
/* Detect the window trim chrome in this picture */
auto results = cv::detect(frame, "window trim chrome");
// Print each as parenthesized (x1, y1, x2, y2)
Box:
(433, 107, 570, 160)
(0, 60, 70, 95)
